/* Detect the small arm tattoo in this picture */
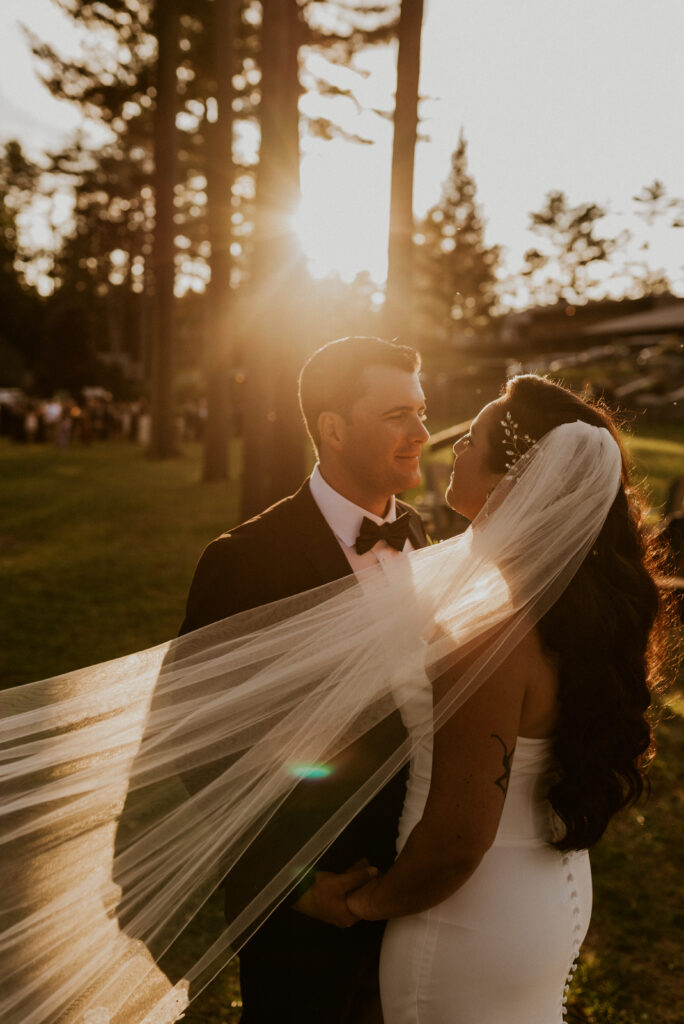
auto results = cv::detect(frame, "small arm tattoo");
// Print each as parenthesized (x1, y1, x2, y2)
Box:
(491, 734, 516, 796)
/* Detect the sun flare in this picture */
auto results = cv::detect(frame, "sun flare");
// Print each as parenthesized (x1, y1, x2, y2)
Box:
(291, 199, 380, 283)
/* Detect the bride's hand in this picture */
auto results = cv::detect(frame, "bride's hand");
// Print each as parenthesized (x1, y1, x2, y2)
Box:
(344, 875, 384, 921)
(295, 860, 379, 928)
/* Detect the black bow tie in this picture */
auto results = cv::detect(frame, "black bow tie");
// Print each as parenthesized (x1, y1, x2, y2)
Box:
(355, 512, 412, 555)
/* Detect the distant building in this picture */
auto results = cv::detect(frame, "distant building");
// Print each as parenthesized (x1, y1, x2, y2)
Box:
(496, 294, 684, 354)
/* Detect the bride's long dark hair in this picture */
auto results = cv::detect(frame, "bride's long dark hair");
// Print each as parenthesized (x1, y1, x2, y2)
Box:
(487, 374, 672, 851)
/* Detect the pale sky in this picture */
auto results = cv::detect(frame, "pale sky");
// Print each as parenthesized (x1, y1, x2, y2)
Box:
(1, 0, 683, 292)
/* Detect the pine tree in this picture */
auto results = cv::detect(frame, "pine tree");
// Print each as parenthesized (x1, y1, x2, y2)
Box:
(0, 143, 44, 384)
(522, 190, 617, 306)
(240, 0, 305, 518)
(415, 131, 500, 349)
(629, 179, 683, 296)
(384, 0, 424, 339)
(240, 1, 402, 515)
(201, 0, 239, 482)
(148, 0, 180, 457)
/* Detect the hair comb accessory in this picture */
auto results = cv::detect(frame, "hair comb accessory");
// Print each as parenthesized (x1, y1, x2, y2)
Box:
(500, 410, 537, 471)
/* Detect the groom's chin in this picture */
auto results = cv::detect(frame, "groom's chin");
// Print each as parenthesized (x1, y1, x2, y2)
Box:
(394, 461, 422, 491)
(398, 470, 422, 493)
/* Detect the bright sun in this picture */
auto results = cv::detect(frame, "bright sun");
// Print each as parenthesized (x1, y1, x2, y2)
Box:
(291, 200, 376, 284)
(293, 141, 393, 286)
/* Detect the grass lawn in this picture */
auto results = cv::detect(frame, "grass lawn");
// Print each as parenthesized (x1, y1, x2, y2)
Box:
(0, 438, 241, 686)
(1, 432, 683, 1023)
(625, 421, 684, 515)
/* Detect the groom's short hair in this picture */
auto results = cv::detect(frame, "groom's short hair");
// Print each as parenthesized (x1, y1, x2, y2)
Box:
(298, 336, 421, 450)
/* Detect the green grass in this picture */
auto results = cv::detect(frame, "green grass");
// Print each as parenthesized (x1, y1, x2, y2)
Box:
(1, 434, 683, 1023)
(0, 439, 240, 686)
(626, 422, 684, 514)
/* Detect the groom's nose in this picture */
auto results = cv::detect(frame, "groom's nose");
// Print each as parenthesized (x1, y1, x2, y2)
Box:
(409, 417, 430, 444)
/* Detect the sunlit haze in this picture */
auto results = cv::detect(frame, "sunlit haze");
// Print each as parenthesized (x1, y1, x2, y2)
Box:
(1, 0, 683, 294)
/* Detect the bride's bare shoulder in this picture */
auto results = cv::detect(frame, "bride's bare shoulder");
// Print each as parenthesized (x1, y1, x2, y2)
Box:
(501, 625, 557, 678)
(503, 626, 559, 736)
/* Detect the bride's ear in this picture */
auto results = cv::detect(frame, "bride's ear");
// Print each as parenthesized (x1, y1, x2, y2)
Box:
(318, 411, 346, 451)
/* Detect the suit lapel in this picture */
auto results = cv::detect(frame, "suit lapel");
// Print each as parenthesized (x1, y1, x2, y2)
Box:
(397, 499, 429, 549)
(274, 483, 428, 590)
(275, 481, 354, 586)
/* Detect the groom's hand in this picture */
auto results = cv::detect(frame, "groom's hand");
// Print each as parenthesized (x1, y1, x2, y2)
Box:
(294, 859, 379, 928)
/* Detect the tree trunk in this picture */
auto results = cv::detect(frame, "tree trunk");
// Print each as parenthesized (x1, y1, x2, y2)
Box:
(149, 0, 179, 458)
(384, 0, 424, 340)
(202, 0, 238, 482)
(241, 0, 306, 519)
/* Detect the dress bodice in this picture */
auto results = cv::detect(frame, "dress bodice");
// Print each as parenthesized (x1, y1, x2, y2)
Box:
(384, 682, 590, 1024)
(396, 681, 557, 852)
(491, 737, 556, 846)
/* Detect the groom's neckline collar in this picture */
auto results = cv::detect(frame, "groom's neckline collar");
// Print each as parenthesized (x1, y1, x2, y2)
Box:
(309, 464, 397, 549)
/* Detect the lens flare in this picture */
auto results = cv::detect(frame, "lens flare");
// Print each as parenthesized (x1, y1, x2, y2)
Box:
(288, 762, 333, 780)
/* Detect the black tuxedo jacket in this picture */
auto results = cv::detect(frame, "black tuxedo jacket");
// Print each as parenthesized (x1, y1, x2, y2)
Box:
(180, 479, 427, 874)
(179, 480, 428, 1023)
(181, 478, 427, 632)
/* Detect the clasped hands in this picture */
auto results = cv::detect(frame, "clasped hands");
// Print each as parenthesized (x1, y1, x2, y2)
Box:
(294, 858, 382, 928)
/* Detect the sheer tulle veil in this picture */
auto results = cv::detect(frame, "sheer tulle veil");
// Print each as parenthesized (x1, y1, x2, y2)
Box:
(0, 420, 621, 1024)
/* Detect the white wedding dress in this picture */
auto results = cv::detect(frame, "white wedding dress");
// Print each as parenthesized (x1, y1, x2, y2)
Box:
(380, 682, 591, 1024)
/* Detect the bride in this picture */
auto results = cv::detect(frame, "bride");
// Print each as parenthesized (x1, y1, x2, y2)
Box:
(349, 374, 669, 1022)
(0, 375, 669, 1024)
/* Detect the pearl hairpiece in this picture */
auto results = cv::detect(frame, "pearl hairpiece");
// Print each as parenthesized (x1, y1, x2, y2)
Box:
(500, 410, 536, 471)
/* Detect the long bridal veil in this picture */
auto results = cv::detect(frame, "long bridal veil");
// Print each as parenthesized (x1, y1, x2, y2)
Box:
(0, 421, 622, 1024)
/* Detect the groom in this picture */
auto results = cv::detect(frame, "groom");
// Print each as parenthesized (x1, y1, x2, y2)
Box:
(180, 336, 430, 1023)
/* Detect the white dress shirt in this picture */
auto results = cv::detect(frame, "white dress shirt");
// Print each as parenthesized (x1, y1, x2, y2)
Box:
(309, 463, 415, 573)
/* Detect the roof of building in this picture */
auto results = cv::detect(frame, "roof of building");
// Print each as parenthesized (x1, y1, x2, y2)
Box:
(583, 303, 684, 336)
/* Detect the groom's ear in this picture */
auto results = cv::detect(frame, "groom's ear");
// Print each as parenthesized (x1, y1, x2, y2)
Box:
(318, 411, 346, 452)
